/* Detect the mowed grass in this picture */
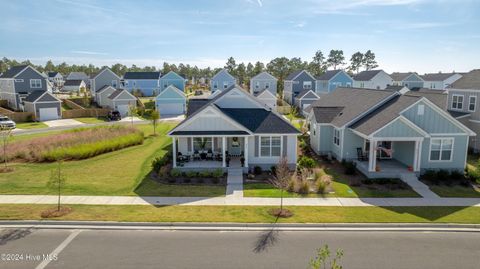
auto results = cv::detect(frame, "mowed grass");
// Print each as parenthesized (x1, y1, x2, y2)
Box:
(74, 117, 108, 124)
(15, 122, 48, 129)
(0, 123, 225, 197)
(0, 204, 479, 224)
(428, 185, 480, 198)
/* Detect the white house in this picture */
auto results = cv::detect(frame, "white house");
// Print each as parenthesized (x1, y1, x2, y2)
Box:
(353, 70, 393, 90)
(254, 89, 277, 111)
(421, 73, 462, 90)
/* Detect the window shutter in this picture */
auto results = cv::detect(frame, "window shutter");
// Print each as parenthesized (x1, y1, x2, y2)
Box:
(282, 136, 288, 157)
(254, 136, 259, 157)
(187, 137, 192, 152)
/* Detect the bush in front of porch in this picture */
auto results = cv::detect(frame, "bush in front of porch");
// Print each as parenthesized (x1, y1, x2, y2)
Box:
(419, 168, 480, 198)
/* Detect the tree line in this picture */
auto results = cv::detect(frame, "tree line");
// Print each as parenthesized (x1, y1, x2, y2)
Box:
(0, 50, 377, 91)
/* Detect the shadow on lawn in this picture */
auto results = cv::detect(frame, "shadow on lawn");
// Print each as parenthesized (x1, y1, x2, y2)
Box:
(378, 206, 470, 221)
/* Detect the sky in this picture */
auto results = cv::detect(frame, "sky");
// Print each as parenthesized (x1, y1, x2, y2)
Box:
(0, 0, 479, 73)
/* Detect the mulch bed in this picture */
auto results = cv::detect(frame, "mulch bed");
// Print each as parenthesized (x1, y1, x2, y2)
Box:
(41, 206, 72, 218)
(268, 208, 294, 218)
(150, 172, 226, 185)
(0, 167, 14, 173)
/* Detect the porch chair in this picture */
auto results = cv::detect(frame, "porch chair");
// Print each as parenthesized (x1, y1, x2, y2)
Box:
(193, 150, 201, 160)
(356, 147, 368, 161)
(206, 149, 214, 160)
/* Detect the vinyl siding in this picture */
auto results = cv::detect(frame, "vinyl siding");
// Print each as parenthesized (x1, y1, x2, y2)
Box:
(123, 79, 160, 96)
(402, 100, 463, 134)
(373, 119, 424, 138)
(392, 141, 415, 167)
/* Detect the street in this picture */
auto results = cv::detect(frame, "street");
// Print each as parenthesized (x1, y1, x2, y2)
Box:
(1, 228, 479, 269)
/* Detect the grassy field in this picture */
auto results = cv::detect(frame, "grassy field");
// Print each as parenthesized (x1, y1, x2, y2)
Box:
(0, 123, 225, 197)
(0, 204, 479, 223)
(428, 185, 480, 198)
(15, 122, 48, 129)
(74, 117, 108, 124)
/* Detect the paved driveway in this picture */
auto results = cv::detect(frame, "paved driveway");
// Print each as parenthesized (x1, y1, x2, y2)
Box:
(43, 119, 84, 127)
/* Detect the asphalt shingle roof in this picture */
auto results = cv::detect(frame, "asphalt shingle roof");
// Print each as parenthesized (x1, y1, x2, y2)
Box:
(450, 70, 480, 89)
(285, 70, 304, 80)
(448, 110, 470, 118)
(123, 71, 161, 80)
(404, 89, 447, 110)
(296, 89, 318, 99)
(63, 79, 83, 86)
(24, 90, 46, 102)
(170, 130, 249, 136)
(186, 99, 210, 116)
(353, 70, 382, 81)
(311, 107, 345, 123)
(0, 65, 29, 78)
(66, 72, 89, 80)
(309, 88, 396, 127)
(316, 70, 342, 81)
(108, 89, 125, 100)
(421, 72, 458, 81)
(47, 72, 59, 78)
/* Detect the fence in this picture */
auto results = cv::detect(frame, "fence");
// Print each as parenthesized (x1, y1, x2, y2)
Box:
(63, 99, 85, 110)
(0, 107, 33, 122)
(62, 108, 110, 119)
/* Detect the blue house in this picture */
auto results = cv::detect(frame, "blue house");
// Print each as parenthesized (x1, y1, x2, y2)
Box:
(210, 69, 236, 92)
(122, 71, 161, 96)
(159, 71, 185, 92)
(283, 70, 316, 104)
(307, 88, 474, 179)
(390, 72, 424, 89)
(155, 85, 186, 116)
(315, 70, 353, 94)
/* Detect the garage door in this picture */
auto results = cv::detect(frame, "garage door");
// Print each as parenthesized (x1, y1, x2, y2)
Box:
(38, 107, 59, 121)
(158, 103, 184, 115)
(117, 105, 129, 116)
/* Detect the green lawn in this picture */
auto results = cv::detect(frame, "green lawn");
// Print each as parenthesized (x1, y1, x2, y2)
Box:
(427, 185, 480, 198)
(75, 117, 108, 124)
(0, 204, 479, 223)
(15, 122, 48, 129)
(140, 97, 155, 110)
(0, 123, 225, 197)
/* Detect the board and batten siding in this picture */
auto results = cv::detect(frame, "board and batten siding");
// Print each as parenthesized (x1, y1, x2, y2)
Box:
(392, 141, 415, 167)
(402, 101, 463, 134)
(373, 119, 424, 138)
(341, 128, 365, 160)
(92, 70, 121, 93)
(14, 67, 47, 93)
(248, 135, 297, 169)
(447, 90, 480, 120)
(420, 135, 468, 171)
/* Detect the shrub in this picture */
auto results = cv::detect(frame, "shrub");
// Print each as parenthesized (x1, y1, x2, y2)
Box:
(186, 171, 197, 178)
(343, 161, 356, 175)
(317, 175, 332, 194)
(152, 155, 169, 172)
(212, 169, 224, 178)
(421, 169, 437, 182)
(253, 166, 262, 175)
(183, 178, 191, 183)
(197, 178, 204, 184)
(211, 177, 220, 184)
(450, 170, 465, 181)
(298, 156, 316, 169)
(199, 171, 211, 178)
(170, 168, 181, 177)
(270, 166, 276, 176)
(287, 178, 296, 192)
(297, 180, 310, 194)
(158, 164, 172, 178)
(466, 167, 480, 184)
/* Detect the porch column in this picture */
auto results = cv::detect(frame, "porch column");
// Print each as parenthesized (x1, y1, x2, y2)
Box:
(413, 140, 422, 172)
(368, 139, 377, 172)
(244, 136, 249, 168)
(222, 136, 226, 167)
(172, 136, 177, 168)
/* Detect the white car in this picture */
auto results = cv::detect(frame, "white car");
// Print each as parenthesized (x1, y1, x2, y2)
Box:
(0, 116, 16, 129)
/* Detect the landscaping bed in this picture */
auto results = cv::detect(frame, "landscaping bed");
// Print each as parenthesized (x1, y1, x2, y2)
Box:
(419, 169, 480, 198)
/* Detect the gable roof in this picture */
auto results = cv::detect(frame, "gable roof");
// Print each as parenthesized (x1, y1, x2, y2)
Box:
(296, 89, 319, 100)
(254, 88, 276, 98)
(353, 70, 383, 81)
(404, 89, 447, 110)
(63, 79, 84, 86)
(96, 85, 115, 93)
(67, 72, 89, 80)
(449, 69, 480, 89)
(123, 71, 161, 80)
(316, 70, 343, 81)
(24, 90, 60, 103)
(309, 88, 397, 127)
(251, 71, 277, 81)
(186, 99, 210, 116)
(108, 89, 136, 100)
(160, 70, 184, 80)
(421, 72, 459, 81)
(285, 70, 315, 81)
(0, 65, 30, 78)
(390, 72, 422, 81)
(91, 67, 120, 80)
(311, 107, 345, 124)
(47, 72, 60, 78)
(156, 85, 185, 99)
(219, 108, 299, 134)
(211, 69, 235, 81)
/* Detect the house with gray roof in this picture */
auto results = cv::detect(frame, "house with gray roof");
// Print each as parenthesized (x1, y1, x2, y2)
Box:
(254, 88, 277, 111)
(250, 71, 277, 96)
(122, 71, 161, 96)
(47, 72, 64, 89)
(315, 70, 353, 94)
(421, 72, 462, 90)
(294, 89, 320, 114)
(23, 90, 62, 121)
(0, 65, 48, 110)
(390, 72, 424, 89)
(307, 87, 474, 178)
(353, 70, 393, 90)
(168, 85, 300, 172)
(283, 70, 316, 104)
(66, 72, 90, 88)
(90, 67, 121, 98)
(63, 79, 86, 92)
(210, 69, 236, 93)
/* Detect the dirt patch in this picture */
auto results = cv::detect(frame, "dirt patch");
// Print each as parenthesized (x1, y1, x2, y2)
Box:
(268, 208, 293, 218)
(41, 206, 72, 218)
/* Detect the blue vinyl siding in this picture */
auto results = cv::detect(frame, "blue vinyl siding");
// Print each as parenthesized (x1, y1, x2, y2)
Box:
(319, 126, 333, 153)
(373, 119, 424, 138)
(342, 128, 365, 160)
(402, 74, 424, 89)
(159, 72, 185, 92)
(402, 101, 463, 134)
(316, 71, 353, 94)
(210, 70, 235, 92)
(291, 72, 316, 97)
(123, 79, 159, 96)
(420, 135, 468, 171)
(392, 141, 415, 167)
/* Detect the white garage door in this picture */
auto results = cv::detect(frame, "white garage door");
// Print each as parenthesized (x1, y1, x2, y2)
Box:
(116, 105, 129, 116)
(38, 107, 59, 121)
(158, 103, 184, 115)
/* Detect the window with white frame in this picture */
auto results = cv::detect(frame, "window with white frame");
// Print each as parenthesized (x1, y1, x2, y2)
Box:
(260, 136, 281, 157)
(30, 79, 41, 88)
(15, 79, 24, 82)
(469, 96, 476, 112)
(452, 94, 464, 110)
(193, 137, 213, 152)
(213, 81, 218, 89)
(417, 104, 425, 115)
(111, 80, 117, 88)
(429, 138, 453, 161)
(333, 128, 340, 146)
(223, 82, 228, 89)
(303, 81, 312, 90)
(265, 82, 270, 89)
(255, 81, 260, 89)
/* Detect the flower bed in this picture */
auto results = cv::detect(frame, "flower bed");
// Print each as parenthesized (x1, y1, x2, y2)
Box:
(5, 126, 144, 162)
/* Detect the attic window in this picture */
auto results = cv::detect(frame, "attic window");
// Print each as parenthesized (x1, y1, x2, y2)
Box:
(417, 104, 425, 115)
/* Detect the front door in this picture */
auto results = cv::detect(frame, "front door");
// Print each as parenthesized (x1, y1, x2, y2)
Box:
(228, 137, 242, 156)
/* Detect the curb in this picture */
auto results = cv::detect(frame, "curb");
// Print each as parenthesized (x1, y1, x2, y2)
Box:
(1, 221, 479, 232)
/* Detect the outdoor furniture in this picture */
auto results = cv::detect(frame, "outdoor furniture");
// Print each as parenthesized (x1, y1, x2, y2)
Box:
(206, 149, 214, 160)
(193, 150, 201, 160)
(356, 147, 368, 161)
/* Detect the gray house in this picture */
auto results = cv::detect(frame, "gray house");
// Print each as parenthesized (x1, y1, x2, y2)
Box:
(47, 72, 64, 89)
(210, 69, 236, 92)
(250, 71, 277, 96)
(90, 68, 121, 98)
(283, 70, 316, 105)
(23, 90, 62, 121)
(0, 65, 48, 110)
(294, 89, 320, 113)
(66, 72, 90, 87)
(390, 72, 424, 89)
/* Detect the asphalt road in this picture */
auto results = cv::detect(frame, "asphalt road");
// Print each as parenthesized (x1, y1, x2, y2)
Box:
(1, 228, 479, 269)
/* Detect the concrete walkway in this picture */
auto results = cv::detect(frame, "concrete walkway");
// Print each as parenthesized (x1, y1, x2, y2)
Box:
(226, 168, 244, 200)
(400, 173, 440, 198)
(0, 194, 479, 207)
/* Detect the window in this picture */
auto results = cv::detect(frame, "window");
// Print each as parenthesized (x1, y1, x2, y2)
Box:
(346, 82, 352, 88)
(111, 80, 117, 88)
(260, 136, 281, 157)
(193, 137, 213, 151)
(417, 104, 425, 115)
(303, 81, 312, 90)
(452, 95, 464, 110)
(360, 82, 364, 88)
(213, 81, 218, 89)
(333, 128, 340, 146)
(30, 79, 41, 88)
(223, 82, 228, 89)
(132, 81, 136, 87)
(469, 96, 476, 112)
(15, 79, 24, 82)
(430, 83, 435, 89)
(265, 82, 270, 89)
(429, 138, 453, 161)
(255, 81, 260, 89)
(124, 81, 129, 86)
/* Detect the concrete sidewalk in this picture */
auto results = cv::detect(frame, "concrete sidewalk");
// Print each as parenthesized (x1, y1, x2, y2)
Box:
(0, 194, 479, 207)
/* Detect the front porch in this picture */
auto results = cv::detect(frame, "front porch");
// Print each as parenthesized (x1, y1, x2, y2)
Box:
(355, 159, 417, 178)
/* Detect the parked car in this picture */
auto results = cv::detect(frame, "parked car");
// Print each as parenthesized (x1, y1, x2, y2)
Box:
(0, 116, 16, 129)
(194, 90, 203, 96)
(107, 111, 121, 121)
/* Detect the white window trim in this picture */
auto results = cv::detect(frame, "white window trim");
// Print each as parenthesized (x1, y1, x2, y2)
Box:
(111, 80, 118, 87)
(30, 79, 42, 88)
(417, 104, 425, 115)
(428, 137, 454, 162)
(303, 81, 312, 90)
(468, 96, 476, 112)
(223, 82, 229, 89)
(333, 128, 341, 147)
(259, 136, 282, 157)
(451, 94, 464, 110)
(265, 82, 270, 89)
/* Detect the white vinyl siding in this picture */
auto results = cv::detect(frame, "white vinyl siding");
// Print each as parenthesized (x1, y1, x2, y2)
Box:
(260, 136, 281, 157)
(429, 138, 453, 162)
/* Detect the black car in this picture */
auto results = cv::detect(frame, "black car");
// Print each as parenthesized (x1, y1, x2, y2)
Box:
(107, 111, 121, 121)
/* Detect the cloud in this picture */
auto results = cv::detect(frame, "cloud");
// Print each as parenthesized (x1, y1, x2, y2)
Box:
(293, 21, 307, 28)
(71, 50, 108, 56)
(55, 0, 130, 16)
(245, 0, 263, 7)
(374, 20, 457, 30)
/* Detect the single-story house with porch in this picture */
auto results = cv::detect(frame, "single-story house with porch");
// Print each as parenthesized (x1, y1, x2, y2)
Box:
(23, 90, 62, 121)
(168, 85, 300, 172)
(155, 85, 186, 116)
(307, 87, 474, 178)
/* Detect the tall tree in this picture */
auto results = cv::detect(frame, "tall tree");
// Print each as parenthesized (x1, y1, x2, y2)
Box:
(267, 57, 290, 93)
(246, 62, 254, 77)
(162, 62, 171, 74)
(225, 57, 237, 75)
(236, 63, 247, 85)
(44, 60, 55, 72)
(253, 61, 265, 75)
(308, 50, 326, 77)
(348, 52, 364, 74)
(326, 50, 346, 70)
(363, 50, 378, 70)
